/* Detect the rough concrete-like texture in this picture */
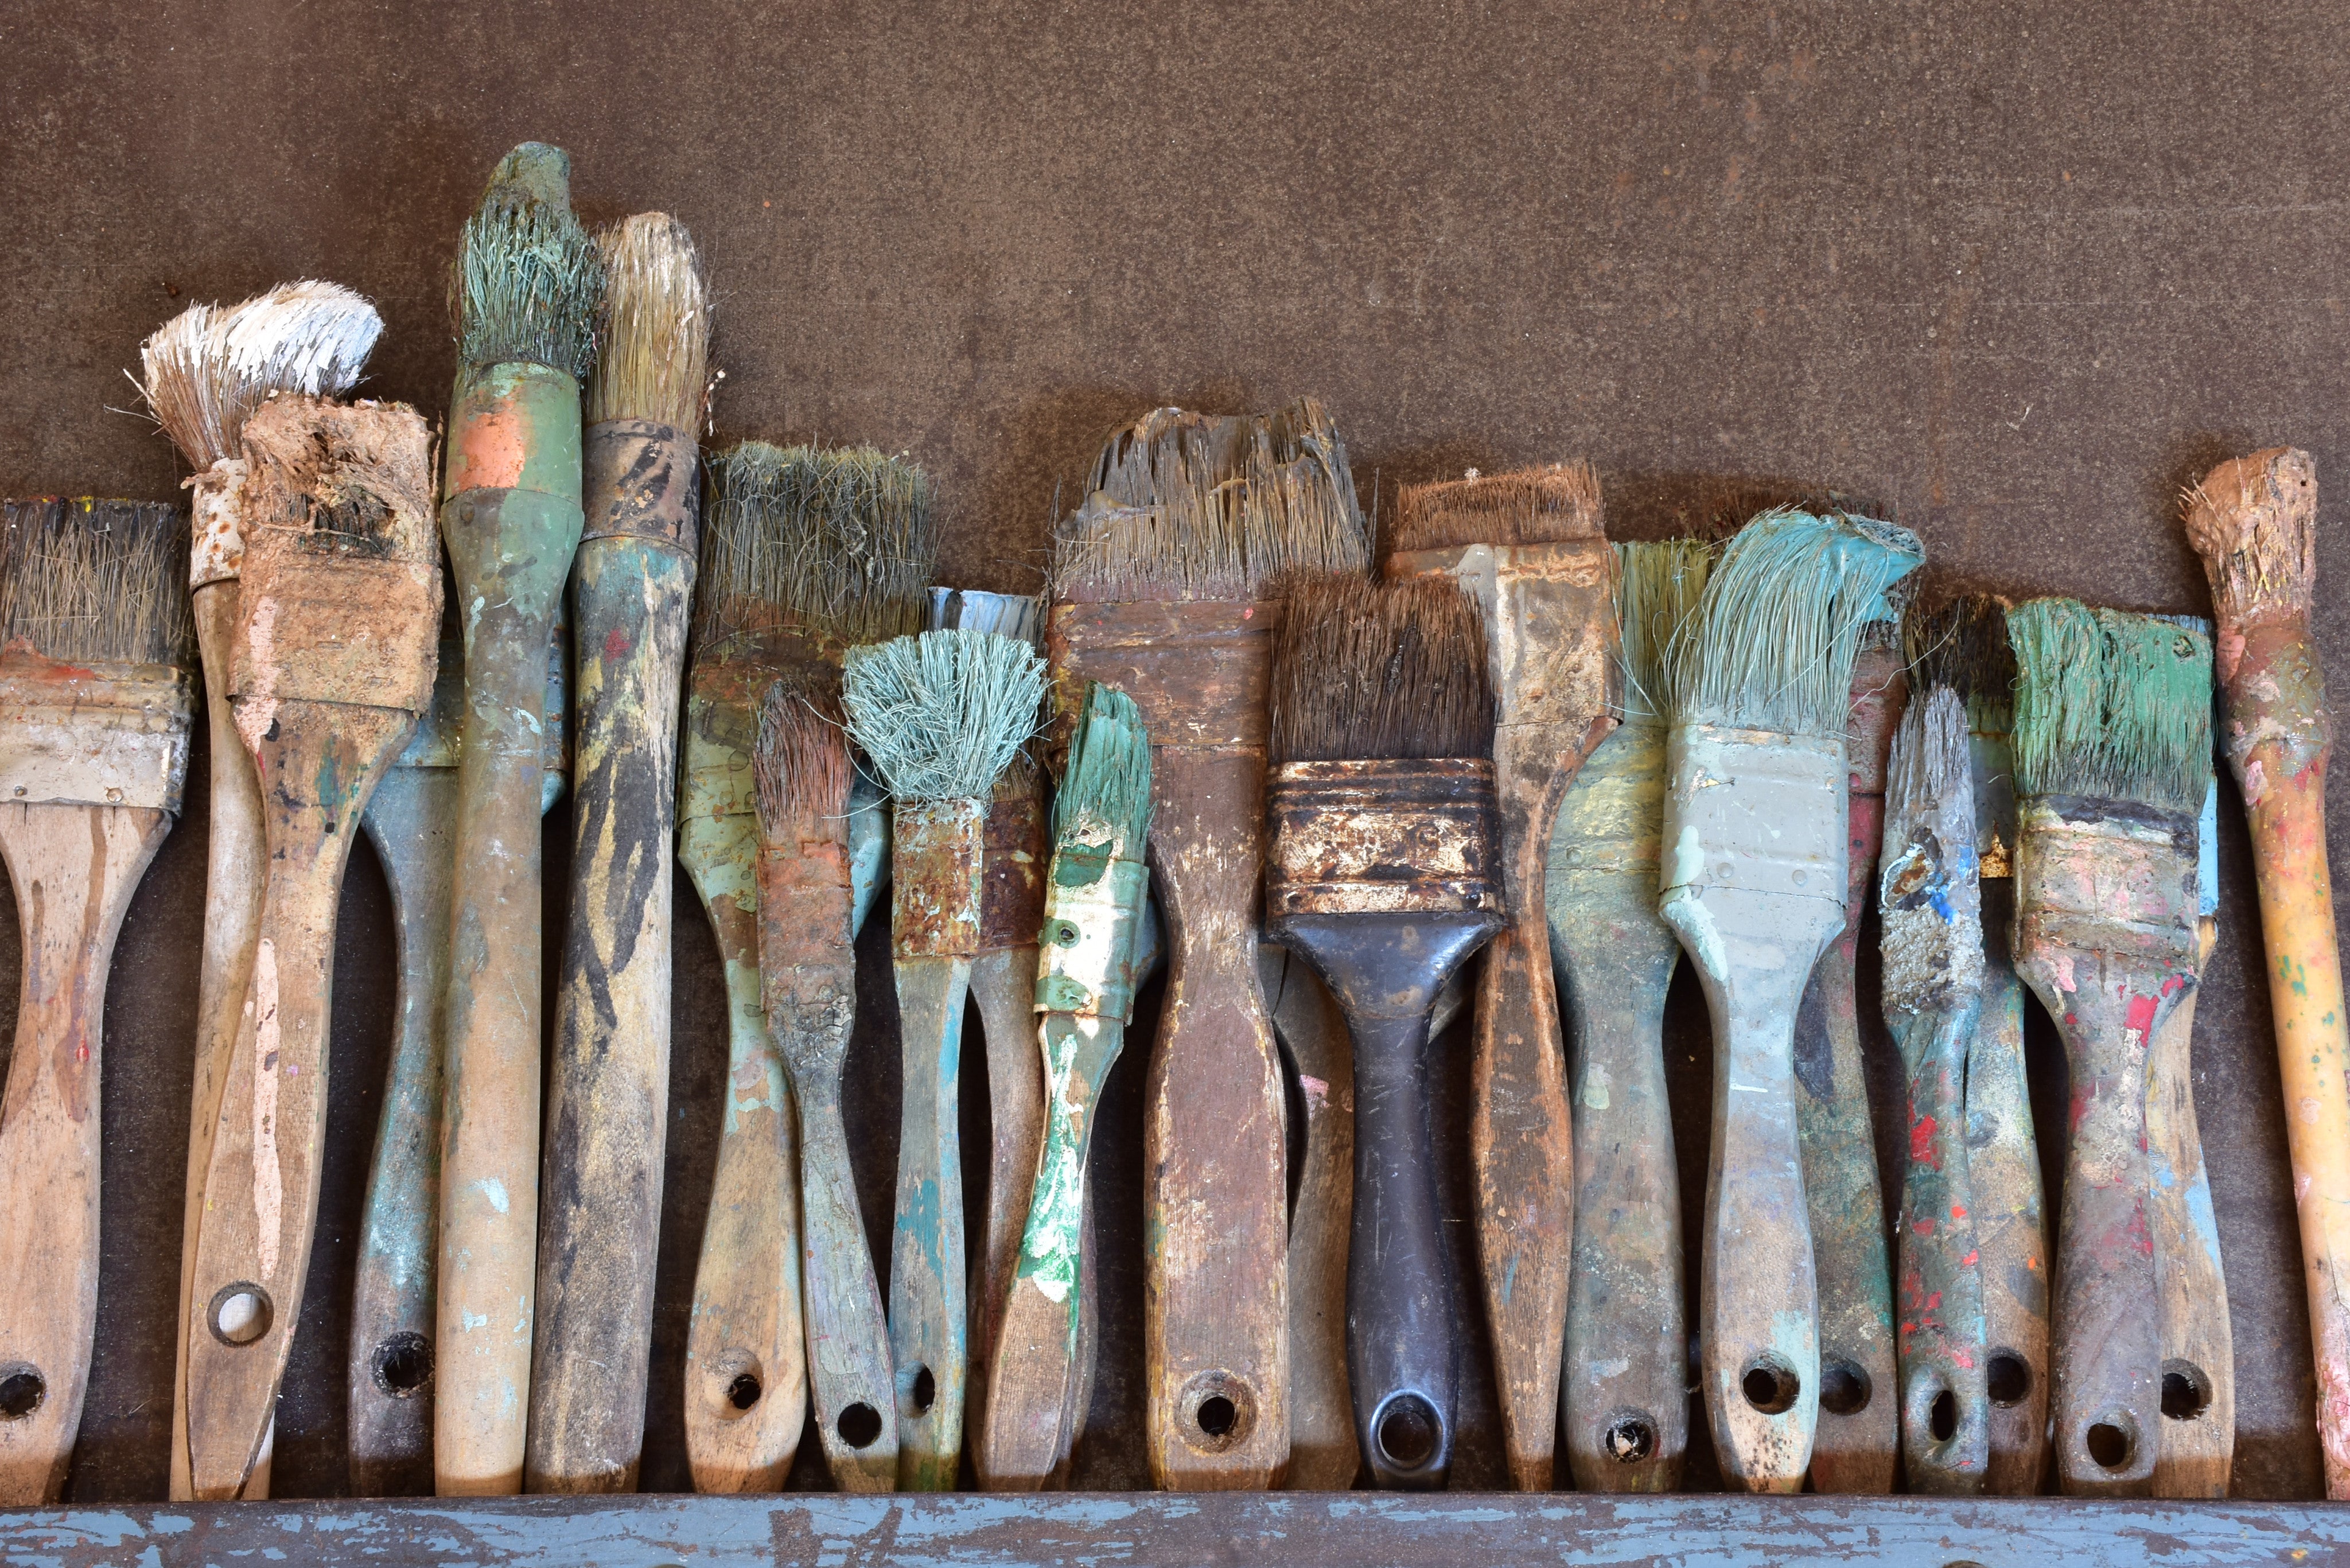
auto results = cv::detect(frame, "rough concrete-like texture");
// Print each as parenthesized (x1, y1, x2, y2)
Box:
(1, 0, 2344, 1503)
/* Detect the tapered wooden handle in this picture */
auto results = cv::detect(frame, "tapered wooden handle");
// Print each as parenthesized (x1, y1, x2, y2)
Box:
(1965, 904, 2049, 1496)
(890, 952, 973, 1491)
(2147, 928, 2233, 1499)
(349, 768, 458, 1497)
(794, 1073, 898, 1492)
(0, 802, 172, 1503)
(1894, 1005, 1989, 1494)
(187, 707, 410, 1500)
(967, 944, 1045, 1484)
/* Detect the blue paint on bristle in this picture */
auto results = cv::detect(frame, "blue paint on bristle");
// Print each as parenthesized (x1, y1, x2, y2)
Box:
(2154, 613, 2223, 917)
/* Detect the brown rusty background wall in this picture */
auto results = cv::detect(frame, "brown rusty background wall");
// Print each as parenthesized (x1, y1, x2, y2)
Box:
(2, 0, 2345, 1501)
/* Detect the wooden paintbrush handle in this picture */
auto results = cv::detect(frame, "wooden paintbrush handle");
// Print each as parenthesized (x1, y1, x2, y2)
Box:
(1894, 1005, 1989, 1493)
(2147, 933, 2233, 1498)
(891, 950, 975, 1490)
(186, 707, 411, 1500)
(967, 942, 1044, 1487)
(0, 802, 173, 1503)
(1965, 902, 2049, 1495)
(792, 1071, 898, 1492)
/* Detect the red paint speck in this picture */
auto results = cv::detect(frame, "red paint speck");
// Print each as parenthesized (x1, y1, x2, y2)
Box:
(604, 627, 633, 658)
(1911, 1114, 1938, 1165)
(2125, 993, 2159, 1038)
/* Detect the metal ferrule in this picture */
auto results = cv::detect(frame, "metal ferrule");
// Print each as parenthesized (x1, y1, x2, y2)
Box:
(892, 796, 986, 959)
(1383, 540, 1617, 731)
(1659, 723, 1846, 904)
(1265, 757, 1500, 917)
(189, 458, 246, 589)
(980, 789, 1049, 951)
(1035, 844, 1151, 1021)
(231, 551, 442, 718)
(1968, 729, 2018, 879)
(445, 360, 586, 505)
(2013, 795, 2197, 968)
(581, 418, 699, 555)
(1044, 598, 1275, 758)
(1550, 717, 1666, 888)
(0, 656, 197, 813)
(678, 627, 845, 825)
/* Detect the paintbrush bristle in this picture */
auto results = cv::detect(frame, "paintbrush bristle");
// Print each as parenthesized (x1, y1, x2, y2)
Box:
(2182, 446, 2316, 626)
(842, 628, 1047, 803)
(587, 213, 711, 433)
(2007, 598, 2212, 815)
(237, 396, 439, 568)
(1390, 461, 1602, 554)
(139, 283, 383, 471)
(453, 142, 605, 380)
(1904, 592, 2016, 734)
(1267, 573, 1493, 765)
(754, 679, 853, 833)
(1664, 507, 1924, 737)
(1617, 538, 1711, 723)
(1880, 684, 1982, 1011)
(0, 499, 194, 668)
(1050, 397, 1368, 602)
(1057, 681, 1153, 854)
(695, 441, 939, 652)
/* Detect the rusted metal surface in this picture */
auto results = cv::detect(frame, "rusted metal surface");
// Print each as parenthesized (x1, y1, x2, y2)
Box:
(1263, 759, 1501, 918)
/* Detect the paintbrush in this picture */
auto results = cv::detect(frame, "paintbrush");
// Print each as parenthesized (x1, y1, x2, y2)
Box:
(433, 141, 603, 1496)
(681, 439, 928, 1491)
(1262, 573, 1501, 1490)
(2180, 451, 2347, 1492)
(529, 209, 710, 1495)
(1048, 398, 1368, 1487)
(1796, 613, 1906, 1493)
(1907, 592, 2049, 1492)
(1878, 684, 1988, 1493)
(180, 396, 441, 1499)
(1380, 462, 1616, 1491)
(2005, 598, 2209, 1495)
(1551, 536, 1710, 1492)
(1658, 508, 1922, 1492)
(138, 279, 382, 1503)
(843, 626, 1048, 1489)
(977, 680, 1154, 1489)
(0, 499, 195, 1503)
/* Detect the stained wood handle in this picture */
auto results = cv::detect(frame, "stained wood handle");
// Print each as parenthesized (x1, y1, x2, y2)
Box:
(1893, 1003, 1989, 1493)
(968, 943, 1044, 1485)
(2147, 920, 2232, 1498)
(1967, 887, 2049, 1496)
(795, 1073, 898, 1492)
(185, 706, 411, 1500)
(0, 801, 173, 1503)
(890, 951, 974, 1490)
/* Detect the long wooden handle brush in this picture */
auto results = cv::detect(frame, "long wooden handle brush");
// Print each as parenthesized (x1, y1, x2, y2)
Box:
(1048, 398, 1368, 1487)
(528, 209, 710, 1495)
(1878, 684, 1989, 1493)
(0, 499, 196, 1503)
(1658, 507, 1922, 1492)
(844, 625, 1048, 1490)
(680, 439, 932, 1491)
(2182, 449, 2348, 1493)
(2006, 598, 2210, 1496)
(138, 279, 382, 1503)
(182, 396, 442, 1499)
(1551, 537, 1710, 1492)
(1796, 616, 1905, 1493)
(978, 680, 1154, 1489)
(1908, 591, 2049, 1493)
(1380, 461, 1615, 1491)
(1263, 574, 1503, 1490)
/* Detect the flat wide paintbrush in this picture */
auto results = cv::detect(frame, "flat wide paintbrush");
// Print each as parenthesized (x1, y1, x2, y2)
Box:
(435, 141, 604, 1495)
(1878, 684, 1988, 1493)
(979, 680, 1154, 1488)
(1381, 463, 1616, 1491)
(1658, 508, 1921, 1491)
(844, 627, 1049, 1489)
(182, 396, 442, 1499)
(1552, 537, 1710, 1491)
(680, 440, 928, 1491)
(530, 210, 710, 1494)
(139, 279, 382, 1503)
(0, 499, 196, 1503)
(1048, 399, 1369, 1487)
(2006, 599, 2209, 1495)
(1262, 574, 1502, 1489)
(2182, 450, 2345, 1492)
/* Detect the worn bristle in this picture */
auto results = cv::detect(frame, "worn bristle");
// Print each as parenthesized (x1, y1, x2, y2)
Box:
(1267, 573, 1493, 764)
(1057, 682, 1154, 853)
(453, 142, 605, 380)
(1390, 461, 1602, 553)
(926, 586, 1042, 647)
(754, 678, 853, 834)
(1880, 685, 1983, 1011)
(1049, 397, 1368, 601)
(236, 396, 440, 566)
(842, 628, 1048, 801)
(1617, 538, 1712, 723)
(1664, 508, 1924, 736)
(2182, 446, 2316, 627)
(587, 213, 711, 432)
(1903, 592, 2016, 734)
(138, 282, 383, 470)
(0, 499, 194, 667)
(695, 441, 938, 652)
(2007, 598, 2213, 814)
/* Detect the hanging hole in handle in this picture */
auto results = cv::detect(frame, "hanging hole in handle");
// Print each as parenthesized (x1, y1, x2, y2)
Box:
(369, 1332, 433, 1398)
(208, 1283, 273, 1346)
(1197, 1396, 1237, 1437)
(1177, 1369, 1258, 1454)
(902, 1364, 936, 1415)
(2161, 1359, 2213, 1422)
(1986, 1350, 2031, 1407)
(837, 1402, 884, 1449)
(1372, 1394, 1442, 1472)
(1603, 1411, 1656, 1463)
(0, 1365, 44, 1421)
(2084, 1414, 2137, 1470)
(1928, 1388, 1958, 1442)
(706, 1352, 763, 1422)
(1740, 1354, 1801, 1415)
(1819, 1355, 1872, 1416)
(727, 1374, 763, 1411)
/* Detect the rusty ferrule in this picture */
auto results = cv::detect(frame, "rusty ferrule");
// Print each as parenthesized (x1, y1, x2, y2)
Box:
(979, 788, 1049, 952)
(2012, 795, 2198, 968)
(0, 654, 197, 813)
(1044, 598, 1275, 761)
(581, 418, 699, 557)
(1035, 844, 1151, 1021)
(1382, 539, 1617, 731)
(2214, 617, 2333, 792)
(189, 458, 246, 589)
(892, 796, 986, 958)
(1264, 757, 1501, 918)
(445, 361, 585, 506)
(758, 823, 857, 985)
